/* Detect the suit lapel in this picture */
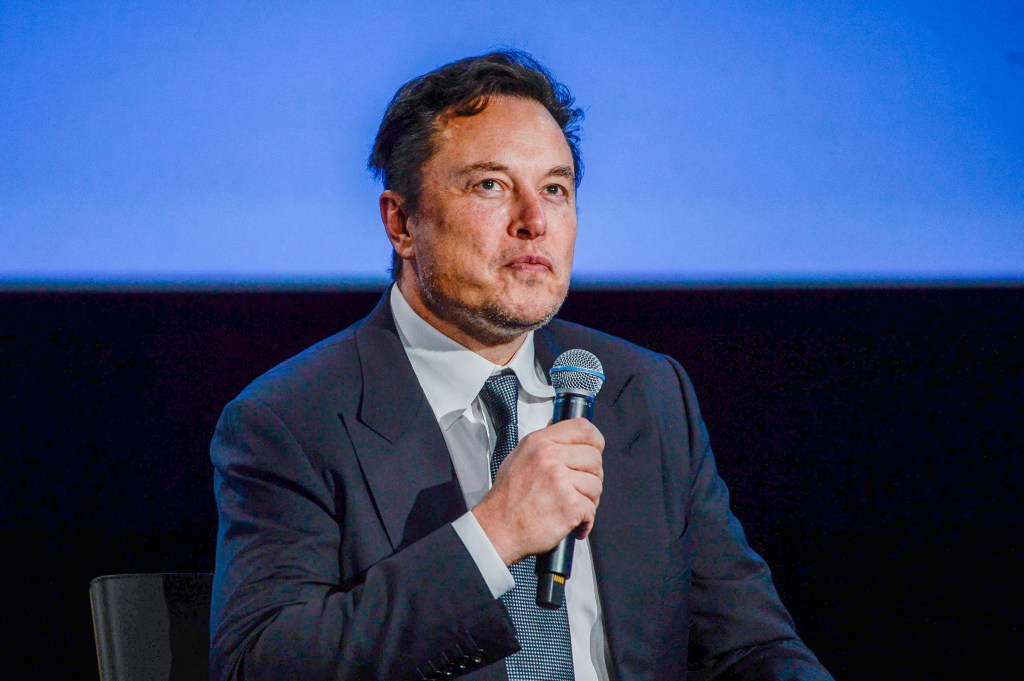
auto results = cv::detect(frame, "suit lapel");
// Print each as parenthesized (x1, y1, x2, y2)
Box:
(346, 293, 467, 551)
(537, 326, 666, 678)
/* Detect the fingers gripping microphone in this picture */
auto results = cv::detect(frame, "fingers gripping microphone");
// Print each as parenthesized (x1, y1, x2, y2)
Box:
(537, 349, 605, 609)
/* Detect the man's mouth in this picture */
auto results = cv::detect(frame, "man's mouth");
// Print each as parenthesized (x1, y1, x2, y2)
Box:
(506, 255, 553, 272)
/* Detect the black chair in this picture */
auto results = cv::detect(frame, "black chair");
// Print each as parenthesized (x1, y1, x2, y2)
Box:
(89, 573, 213, 681)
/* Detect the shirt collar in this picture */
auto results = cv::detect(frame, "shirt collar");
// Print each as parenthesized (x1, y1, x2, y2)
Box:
(390, 286, 554, 429)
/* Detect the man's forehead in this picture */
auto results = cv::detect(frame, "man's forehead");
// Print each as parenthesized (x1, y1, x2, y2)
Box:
(429, 97, 573, 166)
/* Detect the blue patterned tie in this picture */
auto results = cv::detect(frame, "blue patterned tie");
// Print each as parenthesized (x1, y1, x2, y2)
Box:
(480, 372, 575, 680)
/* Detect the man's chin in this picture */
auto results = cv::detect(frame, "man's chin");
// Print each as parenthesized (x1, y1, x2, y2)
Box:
(478, 296, 564, 337)
(417, 276, 567, 347)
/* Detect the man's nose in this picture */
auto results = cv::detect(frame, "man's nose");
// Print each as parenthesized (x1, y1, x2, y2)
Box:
(511, 190, 547, 239)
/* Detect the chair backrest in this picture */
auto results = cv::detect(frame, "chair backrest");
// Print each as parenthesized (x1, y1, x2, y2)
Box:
(89, 573, 213, 681)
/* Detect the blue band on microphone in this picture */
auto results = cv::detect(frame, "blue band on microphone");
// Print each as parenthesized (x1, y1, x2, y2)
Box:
(549, 366, 605, 381)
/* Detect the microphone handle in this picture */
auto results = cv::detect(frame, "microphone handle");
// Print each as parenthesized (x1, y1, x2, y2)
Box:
(536, 391, 594, 609)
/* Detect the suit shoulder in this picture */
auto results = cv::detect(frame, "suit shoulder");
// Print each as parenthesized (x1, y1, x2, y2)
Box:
(233, 324, 361, 407)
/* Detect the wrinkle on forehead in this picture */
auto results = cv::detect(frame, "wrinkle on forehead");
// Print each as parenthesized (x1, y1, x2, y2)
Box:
(431, 94, 568, 157)
(452, 161, 575, 183)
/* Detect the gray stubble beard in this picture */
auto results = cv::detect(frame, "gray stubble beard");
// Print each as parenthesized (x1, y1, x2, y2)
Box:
(419, 267, 568, 348)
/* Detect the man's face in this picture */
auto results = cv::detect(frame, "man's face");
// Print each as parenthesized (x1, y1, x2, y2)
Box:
(393, 95, 577, 349)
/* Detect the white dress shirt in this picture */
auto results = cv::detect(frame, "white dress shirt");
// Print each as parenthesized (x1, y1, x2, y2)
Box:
(390, 286, 610, 680)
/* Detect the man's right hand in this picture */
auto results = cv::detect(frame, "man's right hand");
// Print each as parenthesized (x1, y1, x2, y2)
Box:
(471, 418, 605, 566)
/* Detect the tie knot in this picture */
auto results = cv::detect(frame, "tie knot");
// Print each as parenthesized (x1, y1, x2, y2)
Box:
(480, 371, 519, 432)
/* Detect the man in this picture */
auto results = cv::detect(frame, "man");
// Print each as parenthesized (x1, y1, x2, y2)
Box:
(210, 50, 833, 680)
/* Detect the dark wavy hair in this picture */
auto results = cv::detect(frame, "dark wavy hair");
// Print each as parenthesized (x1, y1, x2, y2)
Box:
(368, 49, 584, 280)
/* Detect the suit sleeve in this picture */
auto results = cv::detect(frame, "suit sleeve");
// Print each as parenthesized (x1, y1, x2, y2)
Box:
(666, 357, 835, 681)
(209, 394, 517, 681)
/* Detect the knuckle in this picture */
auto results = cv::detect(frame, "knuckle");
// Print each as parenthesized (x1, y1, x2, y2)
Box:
(536, 441, 561, 465)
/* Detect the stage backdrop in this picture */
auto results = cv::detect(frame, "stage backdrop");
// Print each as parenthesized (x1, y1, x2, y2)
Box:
(3, 0, 1023, 286)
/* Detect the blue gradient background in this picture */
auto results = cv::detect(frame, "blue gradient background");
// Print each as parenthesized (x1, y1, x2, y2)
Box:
(2, 1, 1022, 285)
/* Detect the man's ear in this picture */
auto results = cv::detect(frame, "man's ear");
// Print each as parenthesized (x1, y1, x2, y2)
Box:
(380, 191, 414, 261)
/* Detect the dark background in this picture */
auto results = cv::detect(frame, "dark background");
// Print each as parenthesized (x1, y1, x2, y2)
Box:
(3, 286, 1021, 679)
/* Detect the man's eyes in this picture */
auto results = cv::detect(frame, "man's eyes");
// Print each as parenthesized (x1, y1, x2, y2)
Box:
(473, 179, 570, 196)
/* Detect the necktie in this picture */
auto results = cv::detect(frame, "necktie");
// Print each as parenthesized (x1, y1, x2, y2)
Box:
(480, 372, 575, 680)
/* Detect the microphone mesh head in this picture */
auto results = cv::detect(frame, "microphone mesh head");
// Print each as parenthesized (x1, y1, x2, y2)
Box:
(550, 349, 605, 396)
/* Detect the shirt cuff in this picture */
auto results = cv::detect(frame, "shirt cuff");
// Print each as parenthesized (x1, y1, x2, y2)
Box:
(452, 511, 515, 599)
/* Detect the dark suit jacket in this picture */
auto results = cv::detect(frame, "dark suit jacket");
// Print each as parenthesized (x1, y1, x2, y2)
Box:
(210, 292, 831, 680)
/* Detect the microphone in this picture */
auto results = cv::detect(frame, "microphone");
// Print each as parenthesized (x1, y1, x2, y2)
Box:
(536, 349, 605, 609)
